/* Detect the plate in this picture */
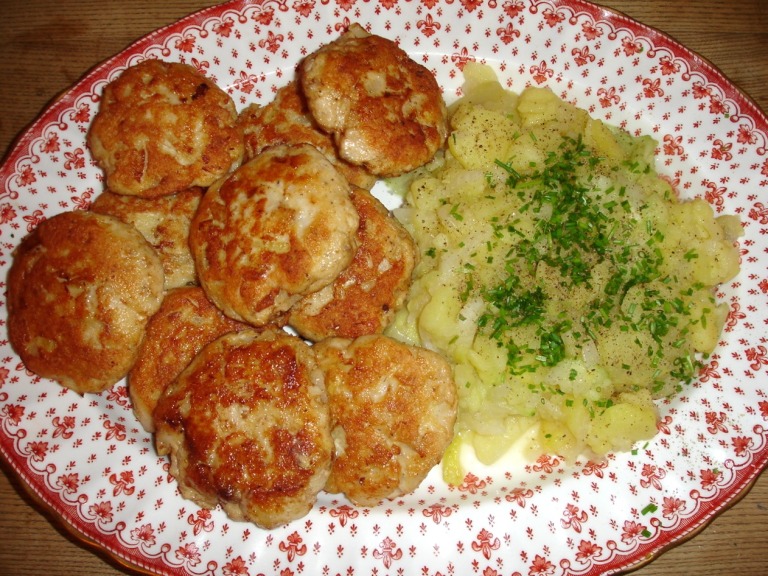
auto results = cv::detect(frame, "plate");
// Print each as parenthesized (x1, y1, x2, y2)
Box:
(1, 1, 767, 575)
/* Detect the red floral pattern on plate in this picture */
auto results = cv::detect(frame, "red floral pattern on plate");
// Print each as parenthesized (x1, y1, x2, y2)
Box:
(1, 1, 767, 575)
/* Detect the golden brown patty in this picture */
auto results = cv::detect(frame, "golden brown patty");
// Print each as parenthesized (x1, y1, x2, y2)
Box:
(288, 186, 416, 341)
(299, 23, 447, 177)
(128, 286, 249, 432)
(87, 59, 243, 198)
(189, 143, 359, 327)
(238, 81, 377, 190)
(6, 210, 165, 394)
(154, 328, 333, 529)
(90, 187, 202, 289)
(314, 334, 457, 506)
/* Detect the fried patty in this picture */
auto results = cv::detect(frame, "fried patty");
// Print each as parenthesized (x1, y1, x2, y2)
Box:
(7, 211, 165, 393)
(299, 23, 447, 176)
(189, 143, 359, 327)
(238, 81, 376, 190)
(288, 186, 416, 341)
(90, 187, 202, 289)
(314, 334, 457, 506)
(128, 286, 249, 432)
(88, 59, 243, 198)
(154, 328, 333, 529)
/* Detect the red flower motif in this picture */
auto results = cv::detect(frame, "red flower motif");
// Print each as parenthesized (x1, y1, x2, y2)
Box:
(542, 7, 565, 27)
(597, 86, 620, 108)
(174, 34, 196, 53)
(658, 55, 680, 76)
(213, 17, 235, 38)
(691, 81, 712, 100)
(575, 539, 603, 562)
(130, 523, 156, 547)
(250, 6, 275, 26)
(279, 531, 307, 562)
(620, 520, 647, 544)
(223, 556, 250, 576)
(18, 164, 37, 186)
(532, 453, 560, 473)
(26, 440, 48, 462)
(471, 528, 501, 560)
(502, 0, 525, 18)
(737, 123, 758, 145)
(582, 22, 603, 41)
(57, 472, 80, 494)
(703, 180, 727, 207)
(460, 0, 484, 12)
(0, 203, 16, 225)
(41, 132, 60, 154)
(2, 403, 25, 426)
(708, 95, 728, 115)
(581, 459, 608, 478)
(699, 467, 723, 490)
(373, 537, 403, 569)
(70, 103, 92, 124)
(661, 495, 686, 520)
(89, 500, 114, 523)
(292, 0, 315, 19)
(529, 553, 556, 575)
(620, 36, 642, 56)
(732, 435, 753, 457)
(175, 542, 202, 567)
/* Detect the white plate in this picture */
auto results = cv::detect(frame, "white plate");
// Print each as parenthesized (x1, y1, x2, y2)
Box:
(1, 1, 767, 574)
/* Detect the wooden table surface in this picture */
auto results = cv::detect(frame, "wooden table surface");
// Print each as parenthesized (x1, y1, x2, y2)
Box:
(0, 1, 766, 574)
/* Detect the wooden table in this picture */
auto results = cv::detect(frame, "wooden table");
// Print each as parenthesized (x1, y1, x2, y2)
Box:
(0, 1, 766, 574)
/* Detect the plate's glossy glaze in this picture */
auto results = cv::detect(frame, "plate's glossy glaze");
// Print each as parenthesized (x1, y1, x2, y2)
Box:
(0, 1, 766, 575)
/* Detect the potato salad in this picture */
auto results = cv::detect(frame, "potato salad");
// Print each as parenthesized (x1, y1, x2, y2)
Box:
(387, 64, 743, 483)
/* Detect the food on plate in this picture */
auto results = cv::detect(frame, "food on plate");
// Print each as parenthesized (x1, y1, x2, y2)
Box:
(128, 286, 249, 432)
(288, 186, 417, 341)
(387, 64, 743, 483)
(6, 210, 164, 394)
(91, 186, 202, 289)
(298, 23, 448, 177)
(314, 334, 457, 507)
(87, 59, 244, 198)
(153, 328, 333, 530)
(189, 143, 359, 327)
(238, 80, 377, 190)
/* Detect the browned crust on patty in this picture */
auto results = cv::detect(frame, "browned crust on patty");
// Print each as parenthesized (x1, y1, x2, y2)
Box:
(238, 81, 377, 190)
(128, 286, 249, 432)
(87, 59, 244, 198)
(154, 328, 333, 529)
(314, 334, 457, 506)
(299, 23, 447, 177)
(6, 210, 165, 393)
(189, 143, 359, 327)
(288, 186, 416, 341)
(90, 187, 202, 289)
